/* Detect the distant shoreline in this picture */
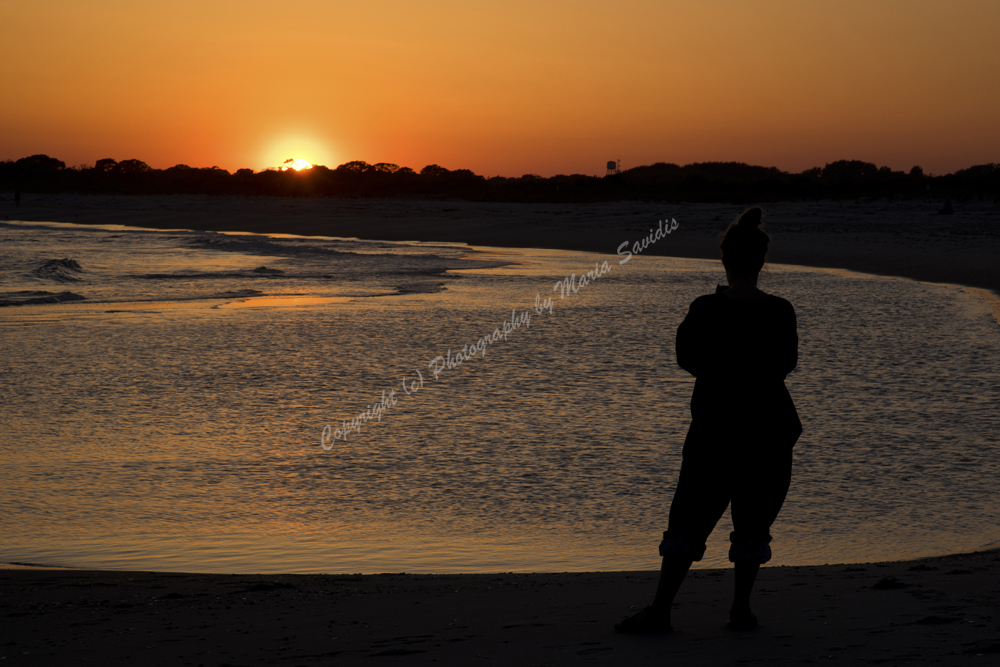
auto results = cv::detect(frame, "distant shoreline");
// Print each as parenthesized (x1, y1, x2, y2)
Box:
(4, 157, 997, 204)
(3, 192, 999, 297)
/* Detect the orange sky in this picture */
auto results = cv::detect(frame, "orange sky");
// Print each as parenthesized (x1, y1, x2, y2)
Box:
(2, 0, 998, 176)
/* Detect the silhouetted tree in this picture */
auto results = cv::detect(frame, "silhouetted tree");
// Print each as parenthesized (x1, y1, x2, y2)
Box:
(420, 164, 450, 177)
(337, 161, 371, 173)
(115, 159, 152, 173)
(14, 154, 66, 177)
(821, 160, 879, 183)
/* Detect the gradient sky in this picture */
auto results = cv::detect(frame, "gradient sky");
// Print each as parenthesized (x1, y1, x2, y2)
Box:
(3, 0, 999, 176)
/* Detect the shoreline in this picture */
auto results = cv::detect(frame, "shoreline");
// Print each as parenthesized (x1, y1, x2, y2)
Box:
(4, 548, 999, 665)
(3, 193, 999, 297)
(5, 543, 1000, 574)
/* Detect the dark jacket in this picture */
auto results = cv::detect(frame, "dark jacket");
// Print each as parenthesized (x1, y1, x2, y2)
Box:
(676, 292, 802, 457)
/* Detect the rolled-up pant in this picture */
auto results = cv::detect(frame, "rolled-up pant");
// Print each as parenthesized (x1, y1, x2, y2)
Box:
(658, 449, 793, 564)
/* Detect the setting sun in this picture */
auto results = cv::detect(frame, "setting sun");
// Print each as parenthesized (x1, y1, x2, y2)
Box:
(259, 134, 335, 173)
(280, 158, 313, 171)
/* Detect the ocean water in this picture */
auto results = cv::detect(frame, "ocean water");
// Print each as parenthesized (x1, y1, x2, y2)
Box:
(1, 220, 998, 574)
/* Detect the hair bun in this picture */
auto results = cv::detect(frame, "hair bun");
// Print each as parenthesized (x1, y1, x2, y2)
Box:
(720, 207, 769, 274)
(737, 207, 763, 229)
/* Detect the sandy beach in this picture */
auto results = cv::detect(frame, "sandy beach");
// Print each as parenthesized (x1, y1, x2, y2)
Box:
(2, 549, 999, 665)
(3, 193, 999, 297)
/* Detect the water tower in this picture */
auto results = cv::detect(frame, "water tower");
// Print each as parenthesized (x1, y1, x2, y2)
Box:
(606, 160, 620, 176)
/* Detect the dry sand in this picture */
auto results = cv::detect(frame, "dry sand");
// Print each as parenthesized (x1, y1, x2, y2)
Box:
(2, 550, 999, 665)
(3, 193, 999, 664)
(3, 193, 999, 296)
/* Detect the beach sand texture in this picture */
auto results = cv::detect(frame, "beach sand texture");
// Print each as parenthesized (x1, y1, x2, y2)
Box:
(2, 550, 999, 665)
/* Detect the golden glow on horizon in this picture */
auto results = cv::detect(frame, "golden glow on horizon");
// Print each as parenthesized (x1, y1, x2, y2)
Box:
(280, 158, 313, 171)
(2, 1, 999, 175)
(261, 136, 334, 173)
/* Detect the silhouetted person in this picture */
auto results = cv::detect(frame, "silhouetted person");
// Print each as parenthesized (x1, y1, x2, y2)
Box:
(938, 198, 953, 214)
(14, 189, 20, 207)
(616, 206, 802, 634)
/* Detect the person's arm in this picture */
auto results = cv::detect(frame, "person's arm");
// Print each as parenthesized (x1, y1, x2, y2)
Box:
(778, 302, 798, 377)
(676, 300, 705, 376)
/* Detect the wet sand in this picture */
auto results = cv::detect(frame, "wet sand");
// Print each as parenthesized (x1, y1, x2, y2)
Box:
(3, 549, 999, 665)
(3, 193, 1000, 296)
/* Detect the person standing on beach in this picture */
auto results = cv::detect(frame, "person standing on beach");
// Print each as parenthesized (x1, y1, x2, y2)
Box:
(616, 206, 802, 634)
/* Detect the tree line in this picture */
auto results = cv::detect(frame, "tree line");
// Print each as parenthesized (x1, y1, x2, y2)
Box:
(2, 154, 998, 202)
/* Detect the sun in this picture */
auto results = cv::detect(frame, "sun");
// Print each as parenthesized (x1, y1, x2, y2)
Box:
(280, 158, 313, 171)
(260, 134, 335, 171)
